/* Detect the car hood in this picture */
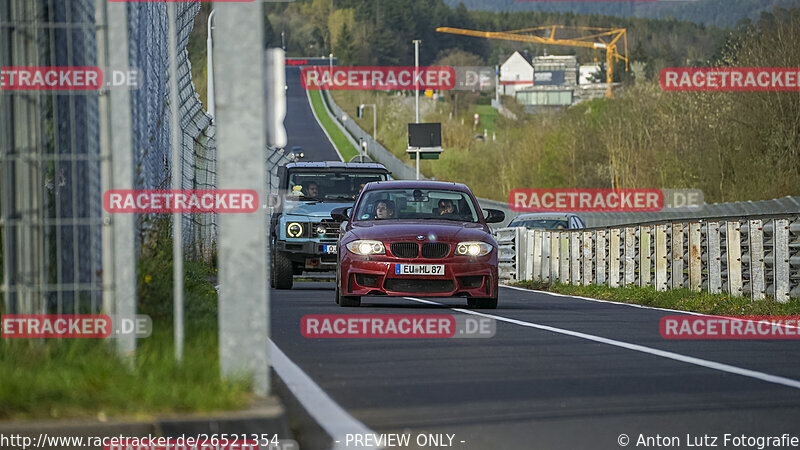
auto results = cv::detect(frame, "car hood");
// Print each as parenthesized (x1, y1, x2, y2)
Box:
(282, 200, 352, 220)
(348, 220, 493, 243)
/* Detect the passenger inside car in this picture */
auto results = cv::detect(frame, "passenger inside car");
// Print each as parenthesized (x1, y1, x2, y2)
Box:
(436, 199, 458, 218)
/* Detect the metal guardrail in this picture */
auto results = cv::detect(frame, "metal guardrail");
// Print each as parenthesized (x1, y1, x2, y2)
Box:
(498, 215, 800, 301)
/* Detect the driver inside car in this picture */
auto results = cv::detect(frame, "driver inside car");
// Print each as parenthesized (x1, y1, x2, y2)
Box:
(375, 200, 396, 219)
(303, 182, 319, 199)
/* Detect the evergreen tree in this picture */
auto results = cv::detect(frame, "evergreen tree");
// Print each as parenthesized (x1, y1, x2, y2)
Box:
(336, 23, 357, 65)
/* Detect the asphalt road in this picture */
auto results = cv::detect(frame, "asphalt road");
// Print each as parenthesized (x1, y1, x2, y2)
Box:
(274, 73, 800, 450)
(285, 67, 342, 162)
(272, 283, 800, 450)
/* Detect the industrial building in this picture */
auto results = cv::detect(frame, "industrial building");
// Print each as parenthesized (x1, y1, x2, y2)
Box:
(499, 52, 609, 113)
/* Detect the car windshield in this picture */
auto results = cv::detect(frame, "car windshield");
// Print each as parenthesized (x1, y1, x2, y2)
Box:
(354, 188, 480, 223)
(510, 219, 570, 229)
(287, 171, 387, 202)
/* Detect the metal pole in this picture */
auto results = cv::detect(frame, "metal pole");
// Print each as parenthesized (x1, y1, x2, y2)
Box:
(215, 1, 270, 396)
(495, 65, 500, 106)
(413, 40, 421, 180)
(207, 10, 216, 120)
(100, 0, 137, 359)
(168, 3, 185, 363)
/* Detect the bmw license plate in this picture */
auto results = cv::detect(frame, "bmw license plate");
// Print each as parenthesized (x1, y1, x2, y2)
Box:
(395, 264, 444, 276)
(324, 245, 337, 254)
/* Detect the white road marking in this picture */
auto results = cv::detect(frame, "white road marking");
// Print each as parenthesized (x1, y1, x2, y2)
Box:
(501, 284, 800, 331)
(270, 340, 379, 450)
(403, 297, 800, 391)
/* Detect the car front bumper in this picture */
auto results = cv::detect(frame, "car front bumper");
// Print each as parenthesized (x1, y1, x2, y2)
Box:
(340, 254, 498, 298)
(276, 240, 338, 269)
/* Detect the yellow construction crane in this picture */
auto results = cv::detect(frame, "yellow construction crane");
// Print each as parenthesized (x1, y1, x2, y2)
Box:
(436, 25, 628, 98)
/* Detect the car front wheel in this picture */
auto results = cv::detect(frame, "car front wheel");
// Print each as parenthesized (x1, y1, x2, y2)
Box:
(335, 282, 360, 307)
(272, 250, 294, 290)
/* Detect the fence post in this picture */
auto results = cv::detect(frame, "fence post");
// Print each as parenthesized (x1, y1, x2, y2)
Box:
(596, 230, 606, 285)
(639, 225, 651, 287)
(560, 232, 570, 284)
(608, 229, 620, 288)
(570, 232, 581, 286)
(655, 224, 668, 292)
(726, 221, 743, 297)
(774, 218, 790, 302)
(549, 231, 559, 283)
(672, 223, 684, 289)
(215, 3, 271, 396)
(707, 221, 722, 294)
(624, 227, 636, 286)
(541, 231, 550, 283)
(582, 231, 593, 286)
(514, 227, 524, 281)
(101, 0, 137, 358)
(688, 222, 702, 292)
(531, 230, 541, 282)
(748, 219, 765, 301)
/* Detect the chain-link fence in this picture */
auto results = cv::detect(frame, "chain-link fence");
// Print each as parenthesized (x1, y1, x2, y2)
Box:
(0, 0, 220, 314)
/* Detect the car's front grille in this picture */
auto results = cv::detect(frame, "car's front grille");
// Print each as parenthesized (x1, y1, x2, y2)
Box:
(390, 242, 419, 258)
(384, 279, 454, 293)
(421, 242, 449, 259)
(313, 220, 341, 239)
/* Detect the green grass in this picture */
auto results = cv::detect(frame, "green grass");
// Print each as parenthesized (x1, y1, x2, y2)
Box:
(0, 322, 252, 421)
(307, 89, 359, 161)
(472, 104, 498, 136)
(512, 280, 800, 316)
(0, 219, 252, 421)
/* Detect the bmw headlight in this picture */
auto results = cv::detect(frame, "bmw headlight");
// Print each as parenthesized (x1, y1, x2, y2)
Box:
(455, 241, 492, 257)
(286, 222, 304, 238)
(345, 240, 385, 255)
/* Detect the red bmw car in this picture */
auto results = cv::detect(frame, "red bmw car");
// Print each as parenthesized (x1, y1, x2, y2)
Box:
(331, 180, 505, 309)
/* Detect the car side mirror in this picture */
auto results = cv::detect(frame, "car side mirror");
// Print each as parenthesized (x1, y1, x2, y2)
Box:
(484, 209, 505, 224)
(331, 206, 351, 222)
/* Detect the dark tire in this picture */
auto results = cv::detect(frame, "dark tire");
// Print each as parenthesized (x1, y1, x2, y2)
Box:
(336, 284, 360, 307)
(467, 297, 498, 309)
(273, 251, 294, 290)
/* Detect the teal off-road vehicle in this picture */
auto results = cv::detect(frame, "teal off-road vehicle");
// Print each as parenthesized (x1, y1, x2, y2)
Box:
(270, 161, 391, 289)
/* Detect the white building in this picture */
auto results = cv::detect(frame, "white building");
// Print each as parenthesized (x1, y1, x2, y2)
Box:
(498, 53, 610, 112)
(499, 51, 533, 96)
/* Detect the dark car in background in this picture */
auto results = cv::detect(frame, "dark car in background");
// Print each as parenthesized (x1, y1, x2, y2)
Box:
(508, 213, 586, 230)
(270, 161, 390, 289)
(331, 180, 505, 309)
